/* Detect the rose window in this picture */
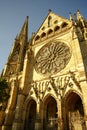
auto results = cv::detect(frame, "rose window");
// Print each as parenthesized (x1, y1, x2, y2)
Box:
(35, 41, 71, 74)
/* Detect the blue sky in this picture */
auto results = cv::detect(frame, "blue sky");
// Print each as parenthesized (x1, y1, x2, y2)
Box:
(0, 0, 87, 74)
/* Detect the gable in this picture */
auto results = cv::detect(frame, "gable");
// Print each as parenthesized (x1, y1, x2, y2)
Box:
(34, 11, 72, 42)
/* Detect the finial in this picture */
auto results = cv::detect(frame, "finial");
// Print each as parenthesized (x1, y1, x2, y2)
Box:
(73, 13, 77, 25)
(77, 9, 83, 20)
(77, 9, 81, 14)
(26, 16, 29, 22)
(48, 9, 52, 13)
(74, 13, 77, 21)
(15, 34, 19, 40)
(69, 12, 73, 21)
(77, 9, 80, 15)
(26, 16, 29, 19)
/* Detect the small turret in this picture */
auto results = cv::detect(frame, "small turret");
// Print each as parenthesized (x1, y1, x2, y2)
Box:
(76, 10, 87, 40)
(69, 12, 73, 21)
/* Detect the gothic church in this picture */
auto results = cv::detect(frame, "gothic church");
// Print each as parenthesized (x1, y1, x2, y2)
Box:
(0, 10, 87, 130)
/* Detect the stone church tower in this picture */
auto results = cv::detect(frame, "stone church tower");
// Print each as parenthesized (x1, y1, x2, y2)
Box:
(0, 10, 87, 130)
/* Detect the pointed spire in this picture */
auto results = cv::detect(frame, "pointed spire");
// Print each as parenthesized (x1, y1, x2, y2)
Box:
(48, 9, 52, 12)
(69, 12, 73, 21)
(77, 10, 87, 28)
(19, 16, 29, 40)
(73, 13, 77, 25)
(77, 10, 83, 20)
(48, 9, 52, 14)
(74, 13, 77, 21)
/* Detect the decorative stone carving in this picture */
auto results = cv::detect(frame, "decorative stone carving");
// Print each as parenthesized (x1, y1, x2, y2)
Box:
(31, 71, 80, 100)
(35, 41, 71, 74)
(6, 64, 17, 75)
(11, 44, 20, 62)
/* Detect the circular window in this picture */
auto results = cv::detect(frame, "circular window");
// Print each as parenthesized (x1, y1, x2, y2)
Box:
(35, 41, 71, 75)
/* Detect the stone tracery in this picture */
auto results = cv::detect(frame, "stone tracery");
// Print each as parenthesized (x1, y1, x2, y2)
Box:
(35, 41, 71, 74)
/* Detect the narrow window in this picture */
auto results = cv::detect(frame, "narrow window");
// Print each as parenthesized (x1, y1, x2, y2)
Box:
(48, 16, 52, 27)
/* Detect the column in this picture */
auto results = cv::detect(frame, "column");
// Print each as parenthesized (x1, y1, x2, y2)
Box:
(12, 94, 25, 130)
(80, 81, 87, 129)
(35, 101, 41, 130)
(57, 97, 63, 130)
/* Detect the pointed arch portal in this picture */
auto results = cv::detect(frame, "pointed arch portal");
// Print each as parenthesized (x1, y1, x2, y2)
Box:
(24, 99, 36, 130)
(43, 96, 58, 130)
(65, 92, 86, 130)
(24, 93, 86, 130)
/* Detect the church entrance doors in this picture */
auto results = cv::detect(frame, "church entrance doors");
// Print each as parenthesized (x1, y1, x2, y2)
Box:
(43, 96, 58, 130)
(24, 99, 36, 130)
(65, 92, 86, 130)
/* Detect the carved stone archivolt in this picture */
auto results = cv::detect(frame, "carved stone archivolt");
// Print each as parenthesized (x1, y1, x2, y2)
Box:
(35, 41, 71, 75)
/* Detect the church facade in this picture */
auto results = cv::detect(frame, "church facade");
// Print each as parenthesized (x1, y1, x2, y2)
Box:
(0, 10, 87, 130)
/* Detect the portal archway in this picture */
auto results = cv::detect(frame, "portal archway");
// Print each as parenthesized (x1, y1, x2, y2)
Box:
(64, 92, 86, 130)
(24, 99, 36, 130)
(43, 96, 58, 130)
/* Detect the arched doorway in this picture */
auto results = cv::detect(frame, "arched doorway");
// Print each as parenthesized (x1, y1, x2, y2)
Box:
(24, 99, 36, 130)
(43, 96, 58, 130)
(65, 92, 86, 130)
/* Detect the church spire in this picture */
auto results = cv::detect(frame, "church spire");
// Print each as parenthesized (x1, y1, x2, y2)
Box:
(16, 16, 29, 72)
(2, 16, 29, 76)
(19, 16, 28, 41)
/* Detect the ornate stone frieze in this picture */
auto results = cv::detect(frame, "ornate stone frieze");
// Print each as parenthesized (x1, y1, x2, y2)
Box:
(31, 71, 80, 99)
(35, 41, 71, 75)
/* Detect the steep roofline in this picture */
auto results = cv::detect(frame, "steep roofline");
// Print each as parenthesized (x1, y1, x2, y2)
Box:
(34, 10, 70, 37)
